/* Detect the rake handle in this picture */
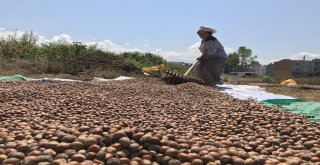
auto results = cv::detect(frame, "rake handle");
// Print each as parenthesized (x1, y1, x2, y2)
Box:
(183, 61, 199, 76)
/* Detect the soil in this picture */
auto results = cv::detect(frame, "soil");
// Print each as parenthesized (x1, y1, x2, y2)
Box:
(75, 50, 142, 79)
(265, 85, 320, 102)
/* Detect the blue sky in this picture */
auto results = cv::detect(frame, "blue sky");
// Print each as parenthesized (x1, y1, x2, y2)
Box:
(1, 0, 320, 64)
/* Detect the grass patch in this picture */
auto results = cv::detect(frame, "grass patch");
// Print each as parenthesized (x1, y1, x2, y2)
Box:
(295, 77, 320, 85)
(225, 76, 263, 84)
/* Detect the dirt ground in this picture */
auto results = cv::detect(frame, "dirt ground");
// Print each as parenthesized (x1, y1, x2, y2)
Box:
(224, 76, 320, 102)
(0, 50, 143, 80)
(265, 86, 320, 102)
(75, 50, 142, 79)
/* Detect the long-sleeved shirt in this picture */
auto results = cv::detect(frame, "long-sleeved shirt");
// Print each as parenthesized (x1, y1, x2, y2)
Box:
(199, 36, 227, 59)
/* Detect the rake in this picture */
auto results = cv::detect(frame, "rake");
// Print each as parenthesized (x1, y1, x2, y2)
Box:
(162, 61, 205, 85)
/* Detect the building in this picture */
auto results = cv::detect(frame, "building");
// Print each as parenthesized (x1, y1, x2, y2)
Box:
(251, 63, 263, 76)
(260, 65, 267, 76)
(269, 59, 320, 79)
(313, 59, 320, 76)
(291, 60, 315, 77)
(265, 63, 273, 76)
(273, 59, 292, 79)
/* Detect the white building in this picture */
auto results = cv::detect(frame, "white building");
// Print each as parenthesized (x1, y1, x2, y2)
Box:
(252, 63, 263, 76)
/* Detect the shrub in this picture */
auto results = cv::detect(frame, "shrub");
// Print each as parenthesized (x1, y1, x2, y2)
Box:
(261, 76, 278, 84)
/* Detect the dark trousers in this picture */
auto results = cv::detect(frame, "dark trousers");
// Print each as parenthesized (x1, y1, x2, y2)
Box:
(196, 57, 226, 85)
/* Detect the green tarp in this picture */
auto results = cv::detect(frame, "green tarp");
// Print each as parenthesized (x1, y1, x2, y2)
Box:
(261, 99, 305, 106)
(262, 99, 320, 123)
(0, 75, 33, 82)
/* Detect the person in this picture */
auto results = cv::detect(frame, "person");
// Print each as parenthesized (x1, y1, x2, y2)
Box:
(195, 26, 228, 86)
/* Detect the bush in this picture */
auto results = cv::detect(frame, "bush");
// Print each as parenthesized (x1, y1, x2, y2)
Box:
(261, 76, 278, 84)
(0, 32, 95, 75)
(120, 52, 165, 68)
(120, 52, 189, 75)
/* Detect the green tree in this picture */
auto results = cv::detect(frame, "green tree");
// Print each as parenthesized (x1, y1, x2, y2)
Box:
(237, 46, 257, 71)
(224, 52, 240, 73)
(249, 60, 261, 72)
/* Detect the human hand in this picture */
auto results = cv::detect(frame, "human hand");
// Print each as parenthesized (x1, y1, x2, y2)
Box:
(197, 54, 209, 61)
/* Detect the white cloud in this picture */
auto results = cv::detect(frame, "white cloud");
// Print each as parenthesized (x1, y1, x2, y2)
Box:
(51, 34, 73, 43)
(144, 43, 149, 47)
(0, 28, 74, 45)
(124, 42, 130, 45)
(86, 40, 142, 53)
(36, 35, 51, 44)
(151, 42, 203, 63)
(0, 27, 142, 53)
(0, 28, 26, 39)
(153, 49, 186, 62)
(290, 52, 320, 60)
(259, 58, 279, 65)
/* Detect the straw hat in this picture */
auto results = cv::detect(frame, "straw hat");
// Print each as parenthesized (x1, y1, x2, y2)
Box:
(197, 26, 217, 33)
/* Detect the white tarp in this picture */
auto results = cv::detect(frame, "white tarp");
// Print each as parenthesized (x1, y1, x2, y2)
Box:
(217, 84, 295, 101)
(92, 76, 134, 81)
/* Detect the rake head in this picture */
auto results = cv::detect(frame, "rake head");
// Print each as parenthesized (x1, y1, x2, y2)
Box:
(162, 70, 205, 85)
